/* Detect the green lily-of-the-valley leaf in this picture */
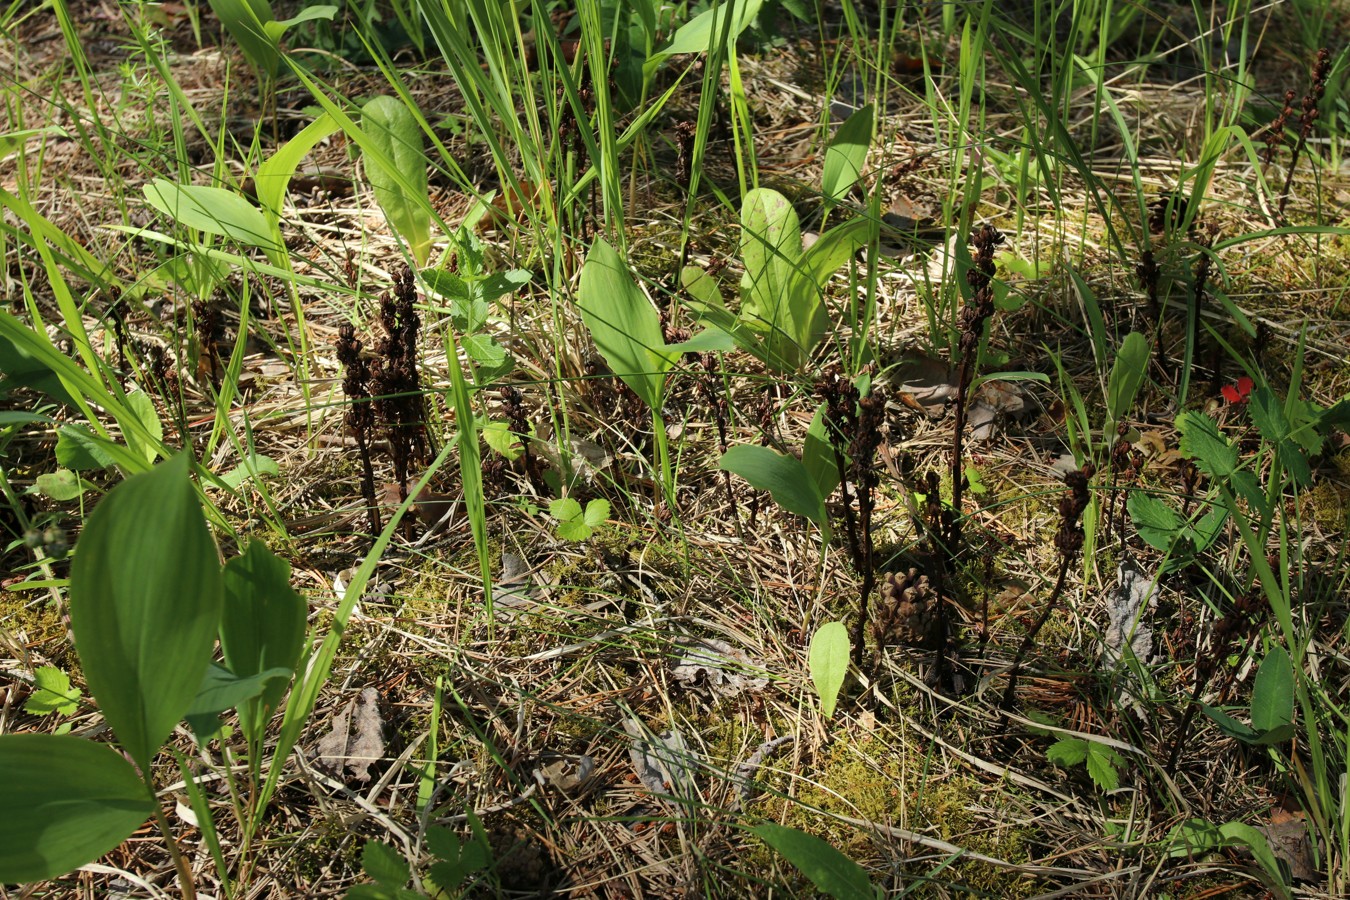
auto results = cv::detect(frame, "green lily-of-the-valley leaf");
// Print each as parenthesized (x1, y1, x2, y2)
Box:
(751, 823, 874, 900)
(1106, 331, 1150, 431)
(718, 444, 831, 539)
(821, 104, 874, 210)
(68, 452, 223, 773)
(688, 188, 870, 373)
(0, 733, 154, 883)
(143, 178, 279, 254)
(207, 1, 336, 77)
(219, 540, 307, 744)
(361, 95, 432, 266)
(808, 622, 850, 719)
(578, 238, 679, 411)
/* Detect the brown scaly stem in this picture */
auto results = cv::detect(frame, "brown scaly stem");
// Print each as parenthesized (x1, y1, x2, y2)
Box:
(1278, 48, 1331, 217)
(1001, 467, 1091, 711)
(1165, 589, 1267, 775)
(336, 324, 380, 536)
(938, 224, 1003, 691)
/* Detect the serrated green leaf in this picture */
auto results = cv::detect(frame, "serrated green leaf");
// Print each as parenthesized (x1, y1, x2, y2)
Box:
(1126, 493, 1181, 551)
(1186, 502, 1228, 553)
(1177, 411, 1238, 478)
(424, 826, 460, 862)
(481, 420, 523, 461)
(1249, 387, 1288, 445)
(549, 497, 581, 522)
(24, 666, 81, 716)
(462, 333, 507, 369)
(1046, 737, 1089, 767)
(361, 840, 410, 888)
(751, 823, 873, 900)
(479, 269, 531, 303)
(808, 622, 850, 719)
(583, 499, 610, 528)
(1084, 744, 1121, 792)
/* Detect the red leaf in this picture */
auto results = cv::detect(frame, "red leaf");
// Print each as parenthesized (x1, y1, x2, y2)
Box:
(1221, 376, 1254, 404)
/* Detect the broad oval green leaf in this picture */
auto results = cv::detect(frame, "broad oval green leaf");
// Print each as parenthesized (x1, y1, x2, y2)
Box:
(1250, 646, 1294, 735)
(653, 0, 765, 61)
(362, 839, 412, 888)
(740, 189, 803, 369)
(578, 238, 675, 410)
(68, 452, 224, 772)
(143, 179, 278, 251)
(208, 0, 279, 75)
(1107, 332, 1149, 427)
(751, 822, 873, 900)
(808, 621, 850, 719)
(821, 104, 874, 207)
(361, 95, 432, 266)
(802, 404, 840, 502)
(220, 541, 307, 742)
(718, 444, 829, 536)
(0, 733, 153, 883)
(254, 112, 340, 219)
(185, 663, 294, 741)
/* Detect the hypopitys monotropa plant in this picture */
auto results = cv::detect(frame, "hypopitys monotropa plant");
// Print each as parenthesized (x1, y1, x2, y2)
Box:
(370, 265, 427, 513)
(1001, 465, 1093, 711)
(336, 323, 380, 536)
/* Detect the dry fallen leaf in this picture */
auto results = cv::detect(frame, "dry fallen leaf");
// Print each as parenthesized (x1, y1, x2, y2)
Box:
(534, 754, 596, 794)
(968, 380, 1027, 442)
(1257, 808, 1318, 883)
(884, 349, 956, 416)
(671, 638, 768, 698)
(316, 687, 386, 783)
(623, 718, 699, 805)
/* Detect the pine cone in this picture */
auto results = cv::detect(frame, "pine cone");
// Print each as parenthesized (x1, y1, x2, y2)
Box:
(875, 568, 935, 648)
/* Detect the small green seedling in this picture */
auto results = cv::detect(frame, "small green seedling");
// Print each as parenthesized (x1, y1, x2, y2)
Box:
(24, 666, 81, 726)
(549, 497, 610, 542)
(347, 826, 490, 899)
(1046, 736, 1127, 792)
